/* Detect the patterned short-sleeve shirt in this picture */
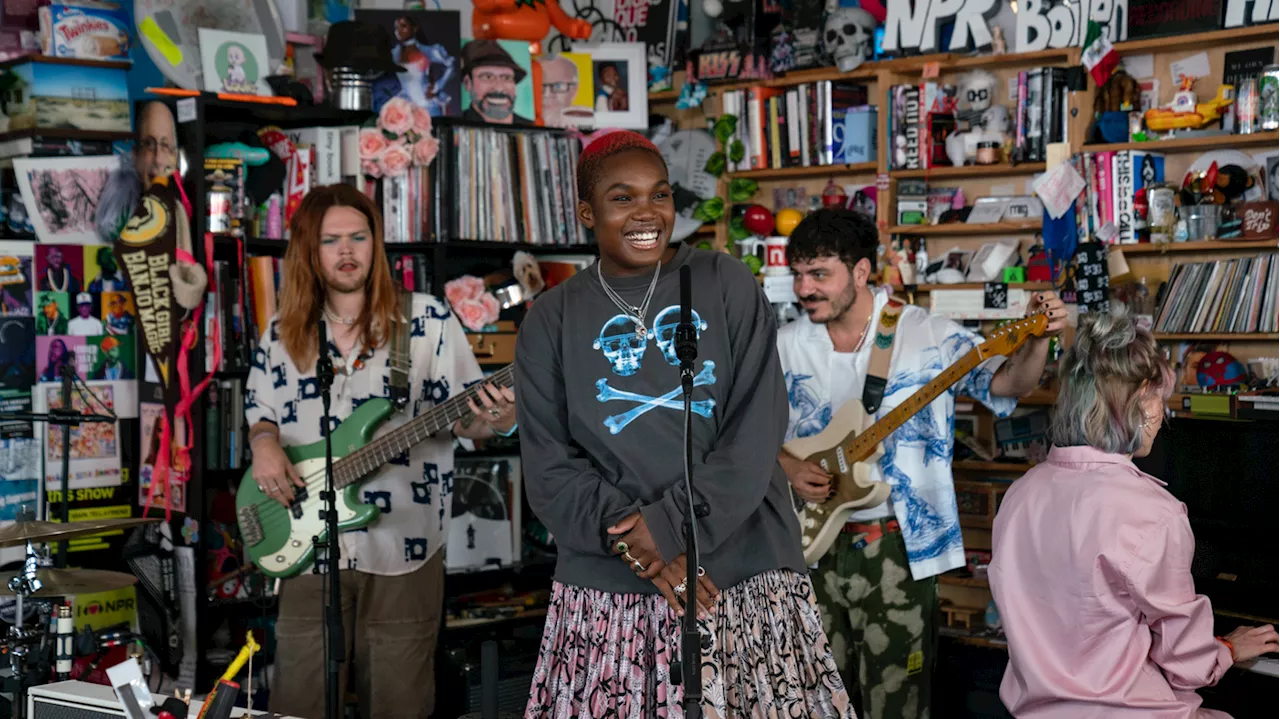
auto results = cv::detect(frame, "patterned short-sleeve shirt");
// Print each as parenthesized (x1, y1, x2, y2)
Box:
(777, 287, 1016, 580)
(245, 293, 483, 576)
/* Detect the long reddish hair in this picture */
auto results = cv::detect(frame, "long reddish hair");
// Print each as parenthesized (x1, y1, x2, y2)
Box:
(277, 185, 400, 371)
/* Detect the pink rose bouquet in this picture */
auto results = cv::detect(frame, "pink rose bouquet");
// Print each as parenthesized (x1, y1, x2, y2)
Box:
(360, 97, 439, 178)
(444, 275, 501, 331)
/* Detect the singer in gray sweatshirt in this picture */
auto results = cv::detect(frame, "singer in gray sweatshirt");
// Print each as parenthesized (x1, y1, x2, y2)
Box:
(515, 130, 854, 718)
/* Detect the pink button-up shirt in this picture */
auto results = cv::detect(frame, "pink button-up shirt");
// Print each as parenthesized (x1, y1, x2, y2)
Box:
(990, 446, 1233, 718)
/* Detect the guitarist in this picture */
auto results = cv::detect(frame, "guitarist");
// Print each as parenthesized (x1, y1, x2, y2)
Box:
(245, 185, 516, 719)
(775, 208, 1066, 719)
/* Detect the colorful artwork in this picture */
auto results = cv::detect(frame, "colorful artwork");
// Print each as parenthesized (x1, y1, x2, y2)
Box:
(35, 244, 83, 294)
(0, 318, 34, 389)
(34, 291, 70, 336)
(41, 383, 121, 490)
(198, 28, 272, 95)
(460, 38, 535, 126)
(0, 243, 34, 316)
(138, 401, 183, 513)
(540, 52, 594, 129)
(14, 156, 122, 245)
(355, 9, 462, 117)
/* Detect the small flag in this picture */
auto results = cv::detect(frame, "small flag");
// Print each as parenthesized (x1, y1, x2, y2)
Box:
(1082, 21, 1119, 87)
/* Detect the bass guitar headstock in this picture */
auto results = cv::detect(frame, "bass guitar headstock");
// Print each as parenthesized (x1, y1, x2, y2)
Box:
(977, 313, 1049, 360)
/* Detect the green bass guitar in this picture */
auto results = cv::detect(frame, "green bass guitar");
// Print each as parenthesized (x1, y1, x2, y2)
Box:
(235, 364, 514, 578)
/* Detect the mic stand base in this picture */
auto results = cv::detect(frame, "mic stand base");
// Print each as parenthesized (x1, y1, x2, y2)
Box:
(316, 356, 343, 719)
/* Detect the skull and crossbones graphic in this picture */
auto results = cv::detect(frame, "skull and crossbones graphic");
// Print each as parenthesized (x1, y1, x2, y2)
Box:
(596, 361, 717, 435)
(593, 314, 648, 377)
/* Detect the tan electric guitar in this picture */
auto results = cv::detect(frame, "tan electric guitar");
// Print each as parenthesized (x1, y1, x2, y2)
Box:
(785, 313, 1048, 564)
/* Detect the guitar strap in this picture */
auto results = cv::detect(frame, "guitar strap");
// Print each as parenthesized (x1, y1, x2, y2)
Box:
(388, 292, 412, 412)
(862, 297, 906, 415)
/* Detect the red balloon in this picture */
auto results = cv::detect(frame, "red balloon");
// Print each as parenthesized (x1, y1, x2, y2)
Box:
(743, 205, 774, 236)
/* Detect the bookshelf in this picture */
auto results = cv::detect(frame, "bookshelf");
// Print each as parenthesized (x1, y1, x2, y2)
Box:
(1113, 240, 1279, 254)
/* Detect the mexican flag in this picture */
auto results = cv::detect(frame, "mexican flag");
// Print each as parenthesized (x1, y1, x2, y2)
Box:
(1082, 21, 1119, 87)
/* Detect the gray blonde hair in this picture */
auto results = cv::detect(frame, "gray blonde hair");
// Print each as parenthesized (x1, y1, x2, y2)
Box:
(1049, 306, 1175, 454)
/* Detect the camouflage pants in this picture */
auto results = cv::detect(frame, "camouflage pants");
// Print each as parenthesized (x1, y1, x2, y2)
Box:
(811, 518, 937, 719)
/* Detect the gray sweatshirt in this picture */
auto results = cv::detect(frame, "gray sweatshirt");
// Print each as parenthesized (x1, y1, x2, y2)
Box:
(515, 242, 806, 594)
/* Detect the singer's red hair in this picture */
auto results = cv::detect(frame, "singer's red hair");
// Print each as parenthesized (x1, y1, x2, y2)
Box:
(277, 185, 400, 372)
(576, 130, 667, 201)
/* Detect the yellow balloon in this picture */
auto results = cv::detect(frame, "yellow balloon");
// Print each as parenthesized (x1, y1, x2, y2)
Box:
(775, 208, 804, 236)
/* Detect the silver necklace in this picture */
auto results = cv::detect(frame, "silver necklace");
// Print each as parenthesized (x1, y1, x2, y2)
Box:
(597, 261, 662, 339)
(853, 308, 875, 352)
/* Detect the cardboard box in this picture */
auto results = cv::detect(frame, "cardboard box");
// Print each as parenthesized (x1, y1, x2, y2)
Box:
(38, 3, 131, 61)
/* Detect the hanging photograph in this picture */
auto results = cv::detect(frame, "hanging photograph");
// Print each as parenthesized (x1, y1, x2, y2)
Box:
(446, 456, 521, 572)
(38, 382, 121, 490)
(0, 242, 33, 316)
(354, 8, 462, 117)
(459, 38, 535, 126)
(198, 28, 273, 95)
(14, 156, 122, 245)
(573, 42, 649, 130)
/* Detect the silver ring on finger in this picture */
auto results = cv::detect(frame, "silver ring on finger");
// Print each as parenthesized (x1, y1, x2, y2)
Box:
(488, 408, 501, 418)
(697, 566, 706, 577)
(266, 486, 279, 494)
(632, 559, 645, 573)
(673, 582, 686, 595)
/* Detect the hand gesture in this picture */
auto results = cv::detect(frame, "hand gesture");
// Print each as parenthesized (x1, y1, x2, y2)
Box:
(654, 554, 718, 619)
(608, 512, 665, 578)
(252, 436, 305, 507)
(1224, 625, 1280, 663)
(464, 382, 516, 435)
(785, 459, 832, 504)
(1028, 291, 1068, 336)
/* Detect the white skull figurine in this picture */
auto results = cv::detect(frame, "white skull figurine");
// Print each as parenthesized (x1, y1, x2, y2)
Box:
(824, 8, 876, 73)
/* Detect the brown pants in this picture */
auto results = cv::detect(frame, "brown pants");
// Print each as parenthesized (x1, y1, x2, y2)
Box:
(270, 551, 444, 719)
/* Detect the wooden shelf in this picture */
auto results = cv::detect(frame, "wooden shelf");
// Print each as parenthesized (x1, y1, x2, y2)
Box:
(729, 162, 877, 181)
(891, 163, 1045, 180)
(1113, 24, 1279, 55)
(953, 460, 1033, 472)
(0, 128, 134, 144)
(914, 282, 1052, 291)
(958, 388, 1056, 406)
(887, 222, 1042, 236)
(1083, 130, 1279, 154)
(1153, 333, 1279, 341)
(0, 55, 132, 71)
(940, 573, 990, 589)
(886, 47, 1076, 74)
(649, 88, 681, 102)
(1111, 240, 1279, 254)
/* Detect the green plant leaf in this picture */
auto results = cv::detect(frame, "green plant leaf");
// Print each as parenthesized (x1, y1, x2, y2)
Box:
(729, 139, 745, 164)
(729, 178, 759, 203)
(704, 151, 727, 178)
(693, 197, 725, 222)
(713, 115, 737, 145)
(729, 221, 752, 243)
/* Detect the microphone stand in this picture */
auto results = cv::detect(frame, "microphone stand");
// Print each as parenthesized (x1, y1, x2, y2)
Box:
(0, 363, 116, 568)
(673, 264, 704, 719)
(313, 320, 344, 719)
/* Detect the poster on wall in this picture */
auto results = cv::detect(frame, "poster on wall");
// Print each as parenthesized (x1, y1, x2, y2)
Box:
(0, 242, 34, 316)
(573, 42, 649, 130)
(197, 29, 273, 96)
(354, 8, 462, 117)
(137, 401, 184, 513)
(0, 437, 40, 520)
(540, 52, 595, 129)
(13, 157, 121, 245)
(38, 383, 122, 491)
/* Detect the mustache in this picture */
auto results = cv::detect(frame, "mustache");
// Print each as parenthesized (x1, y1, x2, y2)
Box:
(482, 92, 514, 104)
(800, 295, 826, 303)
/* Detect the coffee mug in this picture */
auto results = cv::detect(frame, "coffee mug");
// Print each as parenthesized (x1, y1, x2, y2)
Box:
(765, 236, 789, 276)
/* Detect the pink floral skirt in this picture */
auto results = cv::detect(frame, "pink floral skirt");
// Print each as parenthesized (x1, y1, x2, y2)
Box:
(525, 569, 857, 718)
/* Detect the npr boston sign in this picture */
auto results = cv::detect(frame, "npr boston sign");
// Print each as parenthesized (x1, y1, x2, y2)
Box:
(881, 0, 1274, 56)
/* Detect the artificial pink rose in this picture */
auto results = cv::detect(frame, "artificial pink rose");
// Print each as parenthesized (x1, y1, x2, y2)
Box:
(380, 143, 412, 177)
(378, 97, 415, 136)
(455, 299, 489, 332)
(358, 128, 387, 160)
(444, 275, 486, 308)
(412, 136, 439, 166)
(478, 292, 501, 323)
(411, 106, 433, 136)
(360, 158, 383, 178)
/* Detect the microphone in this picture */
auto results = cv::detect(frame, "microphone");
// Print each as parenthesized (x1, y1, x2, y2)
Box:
(316, 317, 332, 388)
(675, 265, 698, 389)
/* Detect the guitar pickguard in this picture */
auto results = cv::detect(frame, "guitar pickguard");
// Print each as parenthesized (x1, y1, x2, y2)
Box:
(255, 457, 363, 575)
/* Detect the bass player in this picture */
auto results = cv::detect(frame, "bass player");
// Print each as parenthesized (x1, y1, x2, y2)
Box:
(776, 208, 1066, 719)
(246, 185, 516, 719)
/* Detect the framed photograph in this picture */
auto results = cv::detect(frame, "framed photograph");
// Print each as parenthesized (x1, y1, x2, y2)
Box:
(198, 28, 272, 95)
(446, 455, 522, 573)
(459, 38, 535, 126)
(573, 42, 648, 130)
(540, 52, 596, 129)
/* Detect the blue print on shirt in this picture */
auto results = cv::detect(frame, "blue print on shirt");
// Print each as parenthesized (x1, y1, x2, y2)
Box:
(318, 415, 339, 435)
(272, 363, 287, 389)
(422, 301, 452, 321)
(389, 450, 410, 467)
(411, 315, 428, 338)
(883, 364, 950, 466)
(785, 371, 831, 441)
(269, 322, 279, 342)
(435, 329, 445, 357)
(245, 388, 257, 411)
(299, 377, 320, 401)
(364, 490, 392, 514)
(592, 307, 717, 434)
(421, 377, 449, 405)
(881, 429, 961, 562)
(413, 463, 438, 504)
(404, 537, 428, 561)
(281, 400, 297, 425)
(251, 347, 267, 371)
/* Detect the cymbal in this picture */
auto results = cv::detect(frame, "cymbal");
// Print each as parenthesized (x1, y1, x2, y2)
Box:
(1, 568, 138, 597)
(0, 518, 161, 548)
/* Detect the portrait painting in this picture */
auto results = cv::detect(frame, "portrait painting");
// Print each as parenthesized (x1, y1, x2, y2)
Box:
(198, 28, 272, 96)
(355, 8, 462, 117)
(459, 39, 535, 126)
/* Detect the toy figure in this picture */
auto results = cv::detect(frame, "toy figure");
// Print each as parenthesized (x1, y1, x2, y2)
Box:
(1145, 75, 1235, 132)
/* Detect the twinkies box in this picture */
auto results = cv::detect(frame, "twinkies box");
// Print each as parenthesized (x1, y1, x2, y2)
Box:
(38, 3, 132, 61)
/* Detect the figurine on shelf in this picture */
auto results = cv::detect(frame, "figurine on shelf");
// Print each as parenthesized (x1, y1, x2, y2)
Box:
(821, 179, 847, 208)
(945, 70, 1011, 167)
(823, 7, 877, 73)
(1145, 75, 1235, 132)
